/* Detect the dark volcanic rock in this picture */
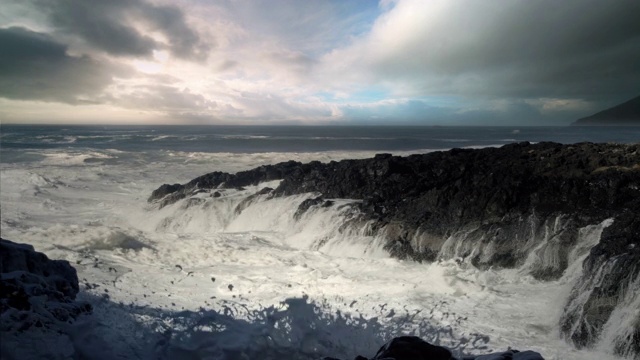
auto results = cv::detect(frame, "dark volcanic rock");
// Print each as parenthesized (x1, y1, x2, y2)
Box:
(234, 187, 275, 214)
(324, 336, 545, 360)
(0, 238, 91, 329)
(151, 142, 640, 355)
(151, 143, 640, 273)
(149, 183, 183, 201)
(148, 161, 303, 208)
(371, 336, 453, 360)
(560, 209, 640, 357)
(294, 196, 331, 221)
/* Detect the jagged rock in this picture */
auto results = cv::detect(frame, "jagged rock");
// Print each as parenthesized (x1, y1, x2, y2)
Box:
(468, 350, 546, 360)
(148, 161, 303, 208)
(370, 336, 453, 359)
(0, 238, 91, 329)
(151, 142, 640, 354)
(149, 183, 184, 206)
(560, 209, 640, 357)
(152, 142, 640, 274)
(294, 197, 326, 220)
(323, 336, 545, 360)
(149, 183, 183, 198)
(234, 187, 275, 214)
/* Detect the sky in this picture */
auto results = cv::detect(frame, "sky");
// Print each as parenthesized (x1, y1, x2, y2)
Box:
(0, 0, 639, 126)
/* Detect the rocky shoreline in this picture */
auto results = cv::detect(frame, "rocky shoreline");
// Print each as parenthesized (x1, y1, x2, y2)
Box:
(0, 238, 92, 331)
(150, 142, 640, 357)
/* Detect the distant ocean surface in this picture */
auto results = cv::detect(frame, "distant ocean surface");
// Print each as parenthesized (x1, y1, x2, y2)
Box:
(1, 125, 638, 162)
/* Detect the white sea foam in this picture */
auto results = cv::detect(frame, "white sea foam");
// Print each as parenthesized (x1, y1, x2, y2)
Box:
(596, 275, 640, 358)
(0, 148, 631, 360)
(221, 135, 271, 139)
(37, 150, 116, 166)
(150, 135, 175, 141)
(34, 135, 78, 144)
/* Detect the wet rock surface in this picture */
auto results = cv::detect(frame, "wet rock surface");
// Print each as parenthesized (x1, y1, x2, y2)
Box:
(0, 238, 91, 330)
(151, 142, 639, 271)
(148, 160, 304, 208)
(370, 336, 454, 360)
(323, 336, 545, 360)
(560, 210, 640, 357)
(151, 142, 640, 354)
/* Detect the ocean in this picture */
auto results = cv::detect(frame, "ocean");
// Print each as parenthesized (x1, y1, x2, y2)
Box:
(0, 125, 638, 359)
(2, 125, 640, 156)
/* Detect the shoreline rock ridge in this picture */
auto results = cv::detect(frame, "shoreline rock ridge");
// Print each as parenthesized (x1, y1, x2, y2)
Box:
(0, 238, 91, 331)
(150, 141, 640, 356)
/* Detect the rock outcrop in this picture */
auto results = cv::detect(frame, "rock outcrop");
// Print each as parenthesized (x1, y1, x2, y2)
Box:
(150, 142, 640, 356)
(0, 238, 91, 330)
(559, 210, 640, 357)
(324, 336, 545, 360)
(148, 160, 303, 208)
(150, 142, 639, 273)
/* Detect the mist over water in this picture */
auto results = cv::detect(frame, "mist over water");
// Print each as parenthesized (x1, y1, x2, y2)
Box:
(1, 125, 637, 359)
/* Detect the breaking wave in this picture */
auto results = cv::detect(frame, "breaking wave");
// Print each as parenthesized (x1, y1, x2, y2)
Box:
(149, 184, 637, 358)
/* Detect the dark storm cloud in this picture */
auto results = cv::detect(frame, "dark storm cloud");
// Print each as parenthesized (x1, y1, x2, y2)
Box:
(356, 0, 640, 104)
(34, 0, 209, 60)
(468, 0, 640, 100)
(0, 27, 117, 103)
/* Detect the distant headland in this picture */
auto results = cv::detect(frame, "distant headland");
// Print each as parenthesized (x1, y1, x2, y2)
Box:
(572, 95, 640, 125)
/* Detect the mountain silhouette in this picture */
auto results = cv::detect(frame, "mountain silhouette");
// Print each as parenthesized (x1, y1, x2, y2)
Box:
(572, 95, 640, 125)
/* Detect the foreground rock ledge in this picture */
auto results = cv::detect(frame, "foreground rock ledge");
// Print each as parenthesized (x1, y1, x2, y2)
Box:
(150, 142, 640, 356)
(325, 336, 545, 360)
(0, 238, 91, 330)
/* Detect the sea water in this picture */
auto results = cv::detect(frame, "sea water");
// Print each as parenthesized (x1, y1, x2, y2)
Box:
(0, 125, 638, 359)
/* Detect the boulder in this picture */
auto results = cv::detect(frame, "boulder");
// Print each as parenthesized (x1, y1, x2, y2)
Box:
(0, 238, 91, 329)
(323, 336, 545, 360)
(370, 336, 453, 360)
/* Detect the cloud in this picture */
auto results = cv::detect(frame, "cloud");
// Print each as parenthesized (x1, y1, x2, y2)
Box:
(115, 84, 217, 113)
(213, 0, 379, 55)
(0, 27, 119, 103)
(1, 0, 638, 125)
(321, 0, 640, 102)
(105, 82, 343, 124)
(34, 0, 209, 60)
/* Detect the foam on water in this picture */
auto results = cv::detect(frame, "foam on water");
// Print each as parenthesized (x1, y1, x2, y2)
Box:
(0, 145, 635, 359)
(596, 275, 640, 358)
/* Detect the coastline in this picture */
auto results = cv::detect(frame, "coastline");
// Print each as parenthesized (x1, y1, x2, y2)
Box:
(1, 134, 638, 359)
(150, 141, 640, 358)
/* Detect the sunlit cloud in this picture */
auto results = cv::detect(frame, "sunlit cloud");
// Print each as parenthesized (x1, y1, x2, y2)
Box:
(1, 0, 638, 125)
